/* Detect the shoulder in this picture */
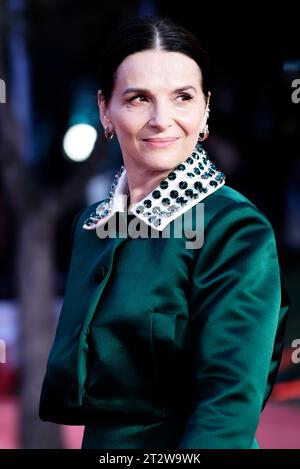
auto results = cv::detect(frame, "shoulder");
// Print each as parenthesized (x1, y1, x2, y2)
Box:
(195, 185, 279, 270)
(201, 184, 273, 231)
(203, 184, 258, 213)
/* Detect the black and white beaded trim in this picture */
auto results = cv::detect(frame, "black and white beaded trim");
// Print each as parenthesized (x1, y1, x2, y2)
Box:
(82, 143, 226, 232)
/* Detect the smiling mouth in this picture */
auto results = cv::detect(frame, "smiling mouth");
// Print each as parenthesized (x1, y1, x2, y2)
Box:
(142, 137, 180, 147)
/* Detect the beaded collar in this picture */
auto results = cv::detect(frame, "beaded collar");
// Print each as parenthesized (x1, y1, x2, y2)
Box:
(82, 143, 226, 232)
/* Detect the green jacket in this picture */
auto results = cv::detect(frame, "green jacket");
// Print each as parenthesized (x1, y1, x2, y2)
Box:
(39, 148, 290, 449)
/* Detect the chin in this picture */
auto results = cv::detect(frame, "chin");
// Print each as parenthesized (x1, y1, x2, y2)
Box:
(142, 154, 179, 170)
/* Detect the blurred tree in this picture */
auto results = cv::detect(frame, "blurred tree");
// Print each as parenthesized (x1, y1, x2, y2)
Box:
(0, 0, 116, 448)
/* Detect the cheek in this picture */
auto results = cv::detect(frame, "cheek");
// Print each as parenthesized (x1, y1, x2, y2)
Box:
(174, 105, 205, 133)
(176, 115, 203, 135)
(114, 109, 147, 137)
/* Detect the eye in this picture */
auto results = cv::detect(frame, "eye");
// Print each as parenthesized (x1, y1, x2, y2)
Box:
(177, 93, 193, 101)
(128, 94, 148, 103)
(127, 93, 193, 104)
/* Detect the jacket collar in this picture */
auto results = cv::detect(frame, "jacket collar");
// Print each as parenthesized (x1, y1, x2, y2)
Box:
(82, 143, 226, 232)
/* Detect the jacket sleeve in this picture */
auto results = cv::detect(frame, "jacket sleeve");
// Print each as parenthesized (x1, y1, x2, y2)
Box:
(70, 206, 87, 246)
(178, 201, 290, 448)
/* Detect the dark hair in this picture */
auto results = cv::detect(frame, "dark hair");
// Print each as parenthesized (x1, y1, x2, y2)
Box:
(99, 16, 210, 103)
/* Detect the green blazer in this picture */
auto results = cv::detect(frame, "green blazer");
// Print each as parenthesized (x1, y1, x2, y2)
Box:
(39, 150, 290, 449)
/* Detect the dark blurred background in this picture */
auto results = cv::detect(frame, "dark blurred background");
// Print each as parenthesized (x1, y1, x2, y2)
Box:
(0, 0, 299, 449)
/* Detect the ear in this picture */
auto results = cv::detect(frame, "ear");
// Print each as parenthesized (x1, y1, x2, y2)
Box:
(199, 90, 212, 134)
(97, 90, 112, 129)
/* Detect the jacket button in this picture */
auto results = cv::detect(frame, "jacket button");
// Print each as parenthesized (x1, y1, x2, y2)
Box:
(95, 266, 106, 282)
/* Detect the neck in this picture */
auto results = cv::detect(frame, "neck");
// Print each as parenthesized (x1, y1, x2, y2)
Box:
(125, 162, 173, 207)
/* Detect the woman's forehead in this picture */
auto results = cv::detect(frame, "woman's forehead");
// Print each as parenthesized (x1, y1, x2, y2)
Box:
(114, 50, 202, 90)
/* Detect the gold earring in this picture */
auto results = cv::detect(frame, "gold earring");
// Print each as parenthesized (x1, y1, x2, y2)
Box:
(198, 124, 209, 142)
(104, 126, 115, 141)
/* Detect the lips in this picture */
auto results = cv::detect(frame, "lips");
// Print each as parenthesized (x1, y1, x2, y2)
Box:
(142, 137, 179, 143)
(142, 137, 180, 148)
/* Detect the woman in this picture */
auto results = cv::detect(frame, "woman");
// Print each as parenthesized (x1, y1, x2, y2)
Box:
(39, 16, 290, 449)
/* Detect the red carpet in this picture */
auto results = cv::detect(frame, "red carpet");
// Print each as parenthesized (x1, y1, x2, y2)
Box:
(1, 396, 300, 448)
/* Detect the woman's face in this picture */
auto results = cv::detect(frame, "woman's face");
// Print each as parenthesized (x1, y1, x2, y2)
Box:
(98, 49, 208, 172)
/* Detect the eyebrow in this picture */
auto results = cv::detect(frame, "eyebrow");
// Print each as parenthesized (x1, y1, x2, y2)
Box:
(121, 85, 197, 96)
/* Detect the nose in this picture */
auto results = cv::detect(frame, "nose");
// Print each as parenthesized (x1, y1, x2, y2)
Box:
(148, 100, 172, 130)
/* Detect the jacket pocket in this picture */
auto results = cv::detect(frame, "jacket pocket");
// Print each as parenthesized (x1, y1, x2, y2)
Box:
(150, 308, 177, 397)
